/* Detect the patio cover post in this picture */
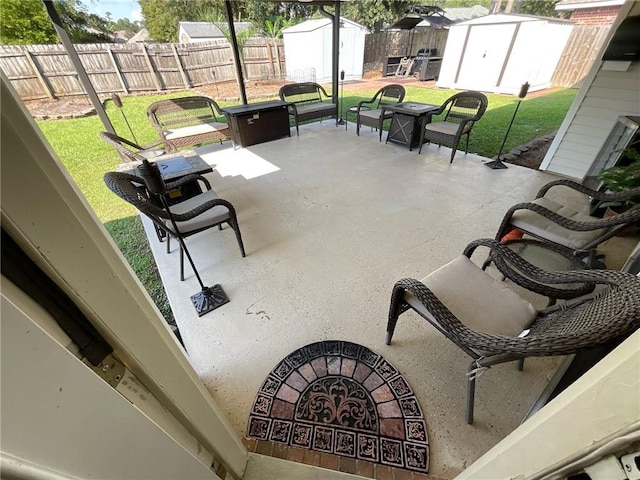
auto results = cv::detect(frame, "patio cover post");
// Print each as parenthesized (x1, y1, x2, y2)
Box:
(224, 0, 248, 105)
(319, 1, 341, 107)
(43, 0, 115, 135)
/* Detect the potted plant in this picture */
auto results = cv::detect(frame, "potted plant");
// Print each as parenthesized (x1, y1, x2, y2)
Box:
(597, 145, 640, 214)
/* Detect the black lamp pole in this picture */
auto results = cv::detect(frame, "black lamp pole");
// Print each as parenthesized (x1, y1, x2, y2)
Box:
(138, 159, 229, 316)
(337, 70, 346, 126)
(485, 82, 530, 170)
(111, 93, 138, 144)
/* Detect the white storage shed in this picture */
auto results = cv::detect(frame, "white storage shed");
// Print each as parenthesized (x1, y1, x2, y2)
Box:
(437, 14, 574, 94)
(282, 18, 366, 83)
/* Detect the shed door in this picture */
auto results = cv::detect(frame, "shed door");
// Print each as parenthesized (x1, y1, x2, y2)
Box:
(456, 24, 517, 91)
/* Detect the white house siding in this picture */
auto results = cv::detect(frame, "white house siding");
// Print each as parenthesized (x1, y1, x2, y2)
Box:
(541, 61, 640, 179)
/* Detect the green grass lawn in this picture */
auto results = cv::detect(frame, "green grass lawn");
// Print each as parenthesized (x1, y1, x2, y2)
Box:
(37, 86, 577, 322)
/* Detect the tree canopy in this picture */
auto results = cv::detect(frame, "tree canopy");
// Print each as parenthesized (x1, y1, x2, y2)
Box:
(341, 0, 415, 33)
(0, 0, 111, 45)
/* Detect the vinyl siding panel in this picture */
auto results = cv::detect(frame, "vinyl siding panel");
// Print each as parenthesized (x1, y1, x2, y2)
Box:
(544, 61, 640, 179)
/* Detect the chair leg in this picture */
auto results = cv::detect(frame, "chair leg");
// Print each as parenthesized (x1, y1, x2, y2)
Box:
(450, 146, 457, 163)
(356, 119, 360, 136)
(218, 224, 223, 231)
(179, 244, 185, 281)
(229, 219, 246, 257)
(466, 364, 476, 424)
(516, 358, 525, 371)
(166, 235, 171, 254)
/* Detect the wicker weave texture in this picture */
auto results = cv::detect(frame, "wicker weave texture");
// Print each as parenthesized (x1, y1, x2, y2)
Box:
(147, 96, 230, 149)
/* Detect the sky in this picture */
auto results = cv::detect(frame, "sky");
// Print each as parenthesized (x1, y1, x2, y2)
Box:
(81, 0, 143, 22)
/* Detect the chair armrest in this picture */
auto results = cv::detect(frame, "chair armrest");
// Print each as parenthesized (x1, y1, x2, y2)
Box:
(499, 201, 640, 234)
(537, 179, 640, 203)
(390, 278, 471, 337)
(316, 84, 332, 100)
(356, 98, 377, 111)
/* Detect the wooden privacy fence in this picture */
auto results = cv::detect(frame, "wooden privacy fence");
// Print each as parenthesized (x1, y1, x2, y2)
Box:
(364, 30, 449, 68)
(552, 24, 612, 88)
(0, 38, 285, 100)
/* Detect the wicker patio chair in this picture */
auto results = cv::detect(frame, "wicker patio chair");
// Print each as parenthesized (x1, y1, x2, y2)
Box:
(99, 131, 175, 163)
(355, 84, 405, 140)
(417, 91, 488, 163)
(147, 96, 230, 150)
(495, 179, 640, 268)
(103, 171, 245, 281)
(386, 238, 640, 424)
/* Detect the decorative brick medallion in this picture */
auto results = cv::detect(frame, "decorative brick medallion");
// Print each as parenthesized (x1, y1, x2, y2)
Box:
(246, 341, 429, 472)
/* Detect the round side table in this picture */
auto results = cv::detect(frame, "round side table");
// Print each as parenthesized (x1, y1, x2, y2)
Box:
(491, 239, 595, 305)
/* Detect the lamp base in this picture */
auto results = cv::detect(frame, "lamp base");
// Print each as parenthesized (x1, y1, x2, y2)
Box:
(191, 284, 229, 316)
(485, 159, 509, 169)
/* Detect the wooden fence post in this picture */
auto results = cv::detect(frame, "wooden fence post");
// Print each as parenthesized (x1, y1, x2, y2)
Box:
(106, 46, 128, 94)
(171, 44, 190, 89)
(141, 43, 162, 91)
(24, 49, 54, 100)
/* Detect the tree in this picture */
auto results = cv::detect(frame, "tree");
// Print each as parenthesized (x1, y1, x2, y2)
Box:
(0, 0, 110, 44)
(341, 0, 415, 33)
(518, 0, 569, 18)
(138, 0, 221, 42)
(0, 0, 58, 44)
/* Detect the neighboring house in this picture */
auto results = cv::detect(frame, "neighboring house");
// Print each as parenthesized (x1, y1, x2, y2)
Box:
(113, 30, 128, 43)
(178, 21, 253, 44)
(127, 28, 150, 43)
(555, 0, 625, 24)
(542, 0, 639, 179)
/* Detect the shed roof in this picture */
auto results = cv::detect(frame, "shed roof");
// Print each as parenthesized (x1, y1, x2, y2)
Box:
(282, 17, 364, 34)
(179, 21, 253, 39)
(127, 28, 150, 43)
(453, 13, 573, 26)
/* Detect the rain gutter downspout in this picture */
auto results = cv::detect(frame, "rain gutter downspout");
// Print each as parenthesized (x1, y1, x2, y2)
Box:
(224, 0, 247, 105)
(319, 2, 340, 106)
(43, 0, 115, 134)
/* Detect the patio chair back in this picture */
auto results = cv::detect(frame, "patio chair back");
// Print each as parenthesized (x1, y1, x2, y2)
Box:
(375, 84, 406, 108)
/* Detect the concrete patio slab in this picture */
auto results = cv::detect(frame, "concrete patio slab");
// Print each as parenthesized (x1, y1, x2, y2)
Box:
(143, 121, 573, 478)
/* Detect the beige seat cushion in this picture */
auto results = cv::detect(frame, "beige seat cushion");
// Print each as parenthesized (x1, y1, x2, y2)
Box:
(164, 122, 228, 141)
(294, 103, 335, 116)
(510, 197, 608, 250)
(405, 256, 537, 337)
(424, 121, 465, 136)
(165, 189, 230, 234)
(359, 109, 385, 121)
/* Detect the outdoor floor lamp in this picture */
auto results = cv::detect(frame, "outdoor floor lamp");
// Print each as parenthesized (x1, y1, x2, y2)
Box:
(485, 82, 530, 170)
